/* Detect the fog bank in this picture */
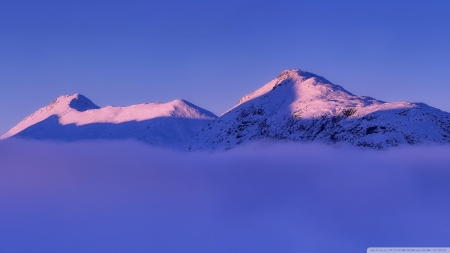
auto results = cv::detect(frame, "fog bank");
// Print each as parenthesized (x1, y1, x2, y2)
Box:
(1, 140, 449, 252)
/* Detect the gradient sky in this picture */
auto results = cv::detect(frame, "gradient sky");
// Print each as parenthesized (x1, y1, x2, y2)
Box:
(1, 0, 449, 134)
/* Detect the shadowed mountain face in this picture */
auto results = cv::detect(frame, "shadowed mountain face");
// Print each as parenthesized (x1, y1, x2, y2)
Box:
(2, 69, 450, 150)
(193, 70, 450, 150)
(1, 94, 217, 149)
(14, 115, 213, 149)
(68, 94, 100, 112)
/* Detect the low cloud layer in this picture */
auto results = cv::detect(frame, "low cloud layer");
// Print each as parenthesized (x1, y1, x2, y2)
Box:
(1, 140, 449, 252)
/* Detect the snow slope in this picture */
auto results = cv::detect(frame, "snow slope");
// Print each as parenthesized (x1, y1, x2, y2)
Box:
(193, 69, 450, 150)
(1, 94, 217, 149)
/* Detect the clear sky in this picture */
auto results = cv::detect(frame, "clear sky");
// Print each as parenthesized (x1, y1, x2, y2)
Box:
(1, 0, 449, 134)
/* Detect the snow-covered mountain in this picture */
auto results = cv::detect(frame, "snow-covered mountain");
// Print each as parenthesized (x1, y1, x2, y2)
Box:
(193, 69, 450, 150)
(3, 69, 450, 150)
(1, 94, 217, 149)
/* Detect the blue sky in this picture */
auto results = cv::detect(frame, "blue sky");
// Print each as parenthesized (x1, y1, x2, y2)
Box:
(1, 0, 450, 134)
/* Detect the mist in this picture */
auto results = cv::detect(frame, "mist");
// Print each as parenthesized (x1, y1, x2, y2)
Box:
(1, 140, 449, 253)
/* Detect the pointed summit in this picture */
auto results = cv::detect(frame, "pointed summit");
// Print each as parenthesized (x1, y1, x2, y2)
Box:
(237, 69, 355, 106)
(275, 69, 331, 83)
(49, 94, 100, 112)
(1, 94, 100, 139)
(231, 69, 379, 119)
(168, 99, 218, 119)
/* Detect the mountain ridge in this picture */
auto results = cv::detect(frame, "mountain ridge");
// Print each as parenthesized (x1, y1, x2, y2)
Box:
(193, 69, 450, 150)
(0, 95, 217, 149)
(3, 69, 450, 150)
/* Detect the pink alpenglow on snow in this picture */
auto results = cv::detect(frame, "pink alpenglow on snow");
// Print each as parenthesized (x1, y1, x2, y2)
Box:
(2, 70, 450, 150)
(0, 94, 217, 149)
(194, 69, 450, 150)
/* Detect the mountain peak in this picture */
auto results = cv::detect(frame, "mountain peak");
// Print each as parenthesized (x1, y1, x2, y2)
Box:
(276, 69, 307, 80)
(168, 99, 190, 106)
(276, 69, 332, 84)
(51, 94, 100, 112)
(237, 69, 352, 106)
(168, 99, 218, 119)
